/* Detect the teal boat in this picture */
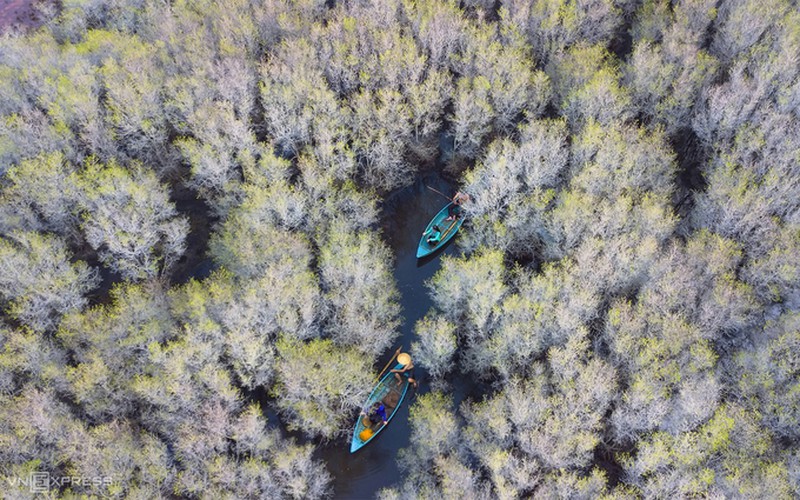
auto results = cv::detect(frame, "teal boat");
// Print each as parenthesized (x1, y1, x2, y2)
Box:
(416, 202, 463, 258)
(350, 363, 410, 453)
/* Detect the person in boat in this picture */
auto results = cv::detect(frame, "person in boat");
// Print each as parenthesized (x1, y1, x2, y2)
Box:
(361, 401, 388, 427)
(445, 191, 470, 221)
(424, 224, 442, 245)
(391, 353, 418, 389)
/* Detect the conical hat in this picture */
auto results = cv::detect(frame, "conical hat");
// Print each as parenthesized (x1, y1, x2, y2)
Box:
(397, 353, 412, 365)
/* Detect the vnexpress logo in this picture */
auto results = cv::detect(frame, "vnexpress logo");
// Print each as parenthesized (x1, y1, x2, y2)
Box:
(4, 472, 115, 493)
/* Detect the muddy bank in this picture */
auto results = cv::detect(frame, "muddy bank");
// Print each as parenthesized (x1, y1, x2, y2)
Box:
(0, 0, 50, 32)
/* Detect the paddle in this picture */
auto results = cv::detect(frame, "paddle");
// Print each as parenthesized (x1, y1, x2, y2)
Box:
(376, 347, 402, 382)
(439, 215, 460, 241)
(426, 185, 452, 203)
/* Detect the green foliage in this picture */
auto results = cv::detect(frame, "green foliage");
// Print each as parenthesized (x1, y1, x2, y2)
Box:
(169, 268, 319, 389)
(461, 333, 615, 497)
(548, 193, 675, 295)
(260, 38, 347, 157)
(605, 231, 757, 441)
(538, 468, 609, 499)
(630, 0, 673, 43)
(539, 120, 679, 296)
(272, 337, 372, 439)
(563, 65, 633, 127)
(60, 421, 172, 497)
(37, 58, 108, 154)
(625, 40, 718, 134)
(210, 217, 312, 285)
(1, 0, 800, 496)
(692, 137, 800, 272)
(622, 404, 794, 498)
(0, 326, 69, 395)
(428, 248, 507, 374)
(77, 158, 189, 281)
(58, 282, 175, 420)
(97, 39, 175, 169)
(625, 0, 722, 133)
(451, 75, 494, 161)
(317, 221, 401, 354)
(174, 100, 256, 197)
(547, 42, 612, 107)
(412, 315, 458, 380)
(457, 22, 550, 133)
(503, 0, 622, 63)
(731, 313, 800, 441)
(711, 0, 791, 64)
(0, 151, 81, 238)
(461, 118, 566, 257)
(0, 387, 82, 474)
(402, 0, 466, 69)
(406, 69, 453, 145)
(351, 88, 416, 189)
(0, 231, 98, 331)
(0, 32, 84, 165)
(404, 391, 459, 463)
(131, 329, 240, 434)
(489, 259, 599, 379)
(570, 120, 676, 200)
(303, 176, 381, 231)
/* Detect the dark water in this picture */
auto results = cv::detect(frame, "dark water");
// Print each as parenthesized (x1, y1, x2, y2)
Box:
(321, 174, 460, 499)
(172, 187, 216, 284)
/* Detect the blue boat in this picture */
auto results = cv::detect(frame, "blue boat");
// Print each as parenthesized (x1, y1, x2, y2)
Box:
(416, 202, 464, 258)
(350, 363, 410, 453)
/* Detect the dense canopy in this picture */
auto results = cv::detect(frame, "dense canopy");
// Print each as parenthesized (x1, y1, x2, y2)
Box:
(1, 0, 799, 497)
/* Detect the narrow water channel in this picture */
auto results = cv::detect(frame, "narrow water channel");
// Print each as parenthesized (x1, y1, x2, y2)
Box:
(320, 174, 459, 498)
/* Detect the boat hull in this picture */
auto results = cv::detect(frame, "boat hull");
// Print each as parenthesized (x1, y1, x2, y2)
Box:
(350, 363, 410, 453)
(416, 202, 464, 258)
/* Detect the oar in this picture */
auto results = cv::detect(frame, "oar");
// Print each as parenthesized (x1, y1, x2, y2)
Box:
(426, 185, 452, 203)
(376, 347, 402, 382)
(439, 216, 460, 241)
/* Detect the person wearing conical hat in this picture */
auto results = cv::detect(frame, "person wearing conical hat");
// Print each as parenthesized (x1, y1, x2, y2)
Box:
(391, 352, 418, 388)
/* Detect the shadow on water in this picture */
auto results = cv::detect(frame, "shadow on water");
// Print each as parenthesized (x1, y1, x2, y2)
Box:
(320, 173, 462, 499)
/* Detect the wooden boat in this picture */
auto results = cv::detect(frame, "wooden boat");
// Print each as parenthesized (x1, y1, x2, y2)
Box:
(350, 362, 410, 453)
(416, 202, 464, 258)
